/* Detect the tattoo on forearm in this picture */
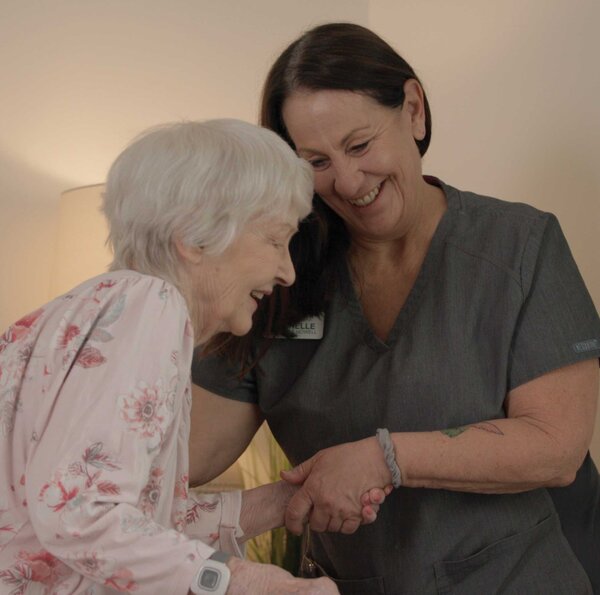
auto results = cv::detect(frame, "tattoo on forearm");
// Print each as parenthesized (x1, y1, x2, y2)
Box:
(442, 427, 468, 438)
(441, 422, 504, 438)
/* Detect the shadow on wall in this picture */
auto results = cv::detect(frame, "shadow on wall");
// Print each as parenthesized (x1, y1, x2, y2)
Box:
(0, 146, 79, 330)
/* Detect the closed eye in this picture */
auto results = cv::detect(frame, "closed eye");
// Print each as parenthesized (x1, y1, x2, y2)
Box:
(308, 157, 329, 171)
(348, 141, 370, 155)
(270, 235, 293, 250)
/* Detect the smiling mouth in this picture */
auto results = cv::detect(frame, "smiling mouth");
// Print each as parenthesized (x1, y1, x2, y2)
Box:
(250, 290, 271, 305)
(348, 182, 382, 207)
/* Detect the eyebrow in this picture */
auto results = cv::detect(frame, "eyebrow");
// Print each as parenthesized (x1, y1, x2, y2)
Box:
(297, 125, 371, 156)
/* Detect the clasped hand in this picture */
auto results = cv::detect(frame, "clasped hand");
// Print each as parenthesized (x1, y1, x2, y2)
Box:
(281, 437, 392, 535)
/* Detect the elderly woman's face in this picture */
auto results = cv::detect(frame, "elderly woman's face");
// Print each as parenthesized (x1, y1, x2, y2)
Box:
(194, 216, 297, 340)
(282, 83, 428, 243)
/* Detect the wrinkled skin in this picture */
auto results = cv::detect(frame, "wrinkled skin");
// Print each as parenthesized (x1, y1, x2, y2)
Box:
(226, 557, 339, 594)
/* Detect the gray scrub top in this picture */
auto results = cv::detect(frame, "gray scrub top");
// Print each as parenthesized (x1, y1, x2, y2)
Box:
(193, 180, 600, 594)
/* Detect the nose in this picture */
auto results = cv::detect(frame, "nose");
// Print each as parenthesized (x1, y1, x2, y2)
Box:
(277, 247, 296, 287)
(332, 159, 363, 198)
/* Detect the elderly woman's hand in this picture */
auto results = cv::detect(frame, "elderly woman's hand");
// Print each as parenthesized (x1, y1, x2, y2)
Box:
(360, 485, 394, 524)
(281, 438, 392, 535)
(225, 557, 339, 594)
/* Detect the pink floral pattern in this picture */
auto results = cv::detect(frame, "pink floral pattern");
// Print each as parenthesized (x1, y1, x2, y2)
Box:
(104, 567, 138, 592)
(120, 381, 170, 452)
(0, 309, 44, 437)
(0, 271, 238, 594)
(38, 442, 121, 525)
(0, 549, 71, 594)
(76, 345, 107, 368)
(139, 467, 164, 517)
(0, 309, 44, 353)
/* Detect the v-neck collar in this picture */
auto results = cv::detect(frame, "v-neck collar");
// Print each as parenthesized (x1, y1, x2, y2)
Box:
(340, 178, 460, 352)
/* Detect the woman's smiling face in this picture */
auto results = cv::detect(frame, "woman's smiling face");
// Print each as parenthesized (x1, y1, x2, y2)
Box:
(282, 82, 428, 243)
(193, 215, 298, 341)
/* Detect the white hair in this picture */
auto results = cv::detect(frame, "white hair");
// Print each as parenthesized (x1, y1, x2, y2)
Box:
(102, 119, 313, 284)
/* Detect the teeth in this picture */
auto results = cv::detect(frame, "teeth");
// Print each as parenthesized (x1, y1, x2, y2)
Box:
(349, 183, 381, 207)
(250, 291, 264, 300)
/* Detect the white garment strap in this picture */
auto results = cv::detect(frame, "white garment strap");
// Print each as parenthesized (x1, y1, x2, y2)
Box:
(218, 490, 245, 558)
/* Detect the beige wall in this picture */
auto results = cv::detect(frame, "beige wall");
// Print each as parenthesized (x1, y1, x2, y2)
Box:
(1, 1, 598, 460)
(0, 0, 368, 327)
(370, 0, 600, 461)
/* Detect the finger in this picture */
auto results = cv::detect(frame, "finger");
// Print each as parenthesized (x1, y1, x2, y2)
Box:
(361, 504, 377, 524)
(360, 486, 388, 506)
(308, 506, 332, 533)
(384, 484, 394, 495)
(285, 489, 313, 535)
(368, 487, 385, 504)
(340, 517, 361, 535)
(326, 515, 343, 533)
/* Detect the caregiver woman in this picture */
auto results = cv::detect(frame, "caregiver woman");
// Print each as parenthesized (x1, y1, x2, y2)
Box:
(190, 23, 600, 594)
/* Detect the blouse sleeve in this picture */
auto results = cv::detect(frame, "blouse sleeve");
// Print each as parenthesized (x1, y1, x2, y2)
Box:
(508, 214, 600, 389)
(185, 489, 245, 557)
(25, 274, 220, 594)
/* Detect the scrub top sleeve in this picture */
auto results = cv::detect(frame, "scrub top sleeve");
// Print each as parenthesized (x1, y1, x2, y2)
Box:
(191, 348, 258, 404)
(508, 214, 600, 390)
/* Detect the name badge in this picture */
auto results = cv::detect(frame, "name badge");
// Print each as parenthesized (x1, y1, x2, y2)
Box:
(282, 315, 324, 340)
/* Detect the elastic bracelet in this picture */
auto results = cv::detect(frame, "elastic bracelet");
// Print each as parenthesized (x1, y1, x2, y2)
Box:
(376, 428, 402, 488)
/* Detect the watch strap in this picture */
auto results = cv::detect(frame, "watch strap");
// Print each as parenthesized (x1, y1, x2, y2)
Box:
(209, 550, 231, 564)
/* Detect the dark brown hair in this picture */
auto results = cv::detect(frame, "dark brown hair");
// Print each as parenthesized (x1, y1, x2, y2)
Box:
(261, 22, 431, 156)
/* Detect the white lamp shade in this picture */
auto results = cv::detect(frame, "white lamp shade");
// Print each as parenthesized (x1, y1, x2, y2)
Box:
(50, 184, 112, 298)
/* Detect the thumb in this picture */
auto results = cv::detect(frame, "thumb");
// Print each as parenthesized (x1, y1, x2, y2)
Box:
(285, 487, 313, 535)
(280, 459, 312, 484)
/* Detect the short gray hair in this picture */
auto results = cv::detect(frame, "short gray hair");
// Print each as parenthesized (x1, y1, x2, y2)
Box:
(102, 119, 313, 283)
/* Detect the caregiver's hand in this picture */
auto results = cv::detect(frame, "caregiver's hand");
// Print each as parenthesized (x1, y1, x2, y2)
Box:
(225, 557, 340, 594)
(281, 437, 392, 535)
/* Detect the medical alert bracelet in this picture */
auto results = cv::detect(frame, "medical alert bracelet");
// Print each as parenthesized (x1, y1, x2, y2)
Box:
(376, 428, 402, 488)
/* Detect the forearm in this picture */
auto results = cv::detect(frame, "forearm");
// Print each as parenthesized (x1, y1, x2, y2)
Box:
(238, 481, 298, 542)
(189, 385, 262, 486)
(393, 360, 598, 494)
(282, 362, 598, 535)
(392, 416, 587, 494)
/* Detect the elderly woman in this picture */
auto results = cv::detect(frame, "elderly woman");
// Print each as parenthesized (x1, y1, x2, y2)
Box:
(190, 24, 600, 594)
(0, 119, 345, 594)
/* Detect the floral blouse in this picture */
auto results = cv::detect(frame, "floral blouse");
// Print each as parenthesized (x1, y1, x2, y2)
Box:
(0, 271, 243, 594)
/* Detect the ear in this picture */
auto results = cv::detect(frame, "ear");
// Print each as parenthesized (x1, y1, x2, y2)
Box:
(403, 79, 427, 141)
(173, 236, 203, 265)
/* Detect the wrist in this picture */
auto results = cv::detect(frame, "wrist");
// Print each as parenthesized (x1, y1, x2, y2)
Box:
(375, 429, 402, 488)
(239, 481, 297, 541)
(190, 551, 232, 595)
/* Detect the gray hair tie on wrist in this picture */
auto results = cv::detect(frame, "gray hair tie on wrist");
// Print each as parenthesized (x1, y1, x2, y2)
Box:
(376, 428, 402, 489)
